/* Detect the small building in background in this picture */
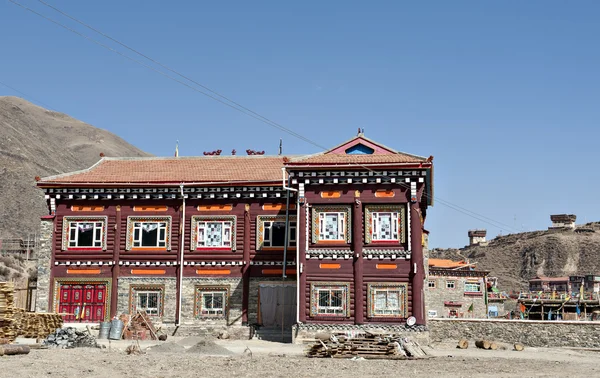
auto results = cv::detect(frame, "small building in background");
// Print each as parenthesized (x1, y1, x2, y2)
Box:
(529, 276, 570, 293)
(549, 214, 576, 230)
(426, 258, 489, 319)
(467, 229, 488, 246)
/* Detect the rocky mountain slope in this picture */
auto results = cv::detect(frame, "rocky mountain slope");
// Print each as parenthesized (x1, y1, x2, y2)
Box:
(0, 96, 151, 238)
(430, 223, 600, 292)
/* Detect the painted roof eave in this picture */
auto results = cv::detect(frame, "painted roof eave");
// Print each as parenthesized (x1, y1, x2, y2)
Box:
(284, 162, 433, 169)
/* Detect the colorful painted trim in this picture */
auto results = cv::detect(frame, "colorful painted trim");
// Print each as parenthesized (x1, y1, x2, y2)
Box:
(194, 285, 230, 319)
(125, 216, 172, 250)
(256, 215, 297, 250)
(367, 282, 408, 318)
(129, 284, 165, 317)
(62, 216, 108, 251)
(311, 206, 351, 244)
(364, 205, 406, 244)
(52, 277, 112, 322)
(309, 281, 351, 318)
(190, 215, 237, 251)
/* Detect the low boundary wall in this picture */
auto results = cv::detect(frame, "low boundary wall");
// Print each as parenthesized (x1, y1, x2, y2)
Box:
(429, 318, 600, 348)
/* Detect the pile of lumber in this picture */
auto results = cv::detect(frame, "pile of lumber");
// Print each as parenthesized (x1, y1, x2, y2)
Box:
(0, 282, 16, 342)
(123, 311, 159, 340)
(13, 309, 63, 339)
(306, 331, 428, 359)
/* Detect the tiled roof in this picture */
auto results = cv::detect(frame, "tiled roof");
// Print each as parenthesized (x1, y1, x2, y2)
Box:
(39, 156, 286, 185)
(428, 258, 471, 269)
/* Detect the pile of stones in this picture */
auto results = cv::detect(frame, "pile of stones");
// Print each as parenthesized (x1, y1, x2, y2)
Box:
(43, 327, 99, 349)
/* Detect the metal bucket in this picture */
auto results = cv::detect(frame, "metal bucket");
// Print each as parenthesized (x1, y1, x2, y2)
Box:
(108, 319, 124, 340)
(98, 321, 111, 339)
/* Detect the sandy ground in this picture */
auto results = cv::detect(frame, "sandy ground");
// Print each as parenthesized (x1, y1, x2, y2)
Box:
(3, 338, 600, 378)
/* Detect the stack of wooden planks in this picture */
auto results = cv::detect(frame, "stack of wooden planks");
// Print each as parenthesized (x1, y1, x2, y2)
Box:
(13, 309, 63, 339)
(306, 331, 428, 359)
(0, 282, 17, 342)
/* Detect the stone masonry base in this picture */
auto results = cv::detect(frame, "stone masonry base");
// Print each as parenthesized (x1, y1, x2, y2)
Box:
(292, 324, 430, 345)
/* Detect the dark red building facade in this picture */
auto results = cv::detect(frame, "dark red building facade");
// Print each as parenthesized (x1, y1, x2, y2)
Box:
(35, 134, 433, 334)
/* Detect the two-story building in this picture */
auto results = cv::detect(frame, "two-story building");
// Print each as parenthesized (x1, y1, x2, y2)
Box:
(35, 133, 433, 337)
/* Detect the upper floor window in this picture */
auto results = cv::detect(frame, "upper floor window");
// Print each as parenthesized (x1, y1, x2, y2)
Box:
(191, 216, 236, 251)
(257, 216, 296, 249)
(126, 216, 172, 250)
(446, 280, 456, 289)
(464, 282, 482, 293)
(62, 216, 108, 251)
(312, 206, 351, 244)
(365, 205, 405, 244)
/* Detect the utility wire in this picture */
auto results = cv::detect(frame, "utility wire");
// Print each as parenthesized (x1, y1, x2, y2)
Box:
(10, 0, 521, 234)
(0, 79, 55, 111)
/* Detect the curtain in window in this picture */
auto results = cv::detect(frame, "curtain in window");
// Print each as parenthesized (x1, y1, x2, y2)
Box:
(141, 223, 159, 232)
(77, 223, 94, 232)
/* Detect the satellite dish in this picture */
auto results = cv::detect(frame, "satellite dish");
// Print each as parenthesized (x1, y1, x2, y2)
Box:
(406, 316, 417, 326)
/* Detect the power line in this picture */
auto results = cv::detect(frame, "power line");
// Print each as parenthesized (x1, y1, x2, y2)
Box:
(9, 0, 521, 234)
(0, 79, 55, 110)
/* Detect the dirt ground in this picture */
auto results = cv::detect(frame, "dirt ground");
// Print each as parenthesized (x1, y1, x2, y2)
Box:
(3, 338, 600, 378)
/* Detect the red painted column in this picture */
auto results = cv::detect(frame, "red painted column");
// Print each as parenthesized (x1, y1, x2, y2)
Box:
(298, 202, 307, 322)
(353, 198, 364, 324)
(110, 206, 121, 319)
(242, 204, 251, 325)
(410, 201, 425, 325)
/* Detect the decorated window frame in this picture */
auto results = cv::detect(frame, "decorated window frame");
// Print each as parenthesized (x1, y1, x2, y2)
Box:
(62, 216, 108, 251)
(311, 206, 351, 244)
(194, 285, 230, 319)
(126, 216, 172, 250)
(367, 282, 408, 318)
(256, 215, 297, 250)
(129, 284, 165, 317)
(364, 205, 406, 244)
(190, 215, 237, 251)
(464, 281, 482, 293)
(309, 282, 350, 317)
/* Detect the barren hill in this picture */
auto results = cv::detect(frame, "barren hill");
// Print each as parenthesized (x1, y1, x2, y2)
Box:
(0, 96, 151, 238)
(430, 223, 600, 292)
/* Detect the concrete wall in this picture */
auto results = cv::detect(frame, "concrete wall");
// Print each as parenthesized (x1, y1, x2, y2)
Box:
(35, 218, 53, 312)
(429, 318, 600, 348)
(426, 275, 487, 319)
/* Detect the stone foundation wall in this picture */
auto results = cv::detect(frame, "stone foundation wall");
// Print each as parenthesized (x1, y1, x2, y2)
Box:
(292, 324, 430, 345)
(429, 318, 600, 347)
(117, 277, 177, 324)
(35, 218, 53, 312)
(180, 277, 243, 326)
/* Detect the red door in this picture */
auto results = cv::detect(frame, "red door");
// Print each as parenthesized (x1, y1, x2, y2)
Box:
(58, 283, 107, 322)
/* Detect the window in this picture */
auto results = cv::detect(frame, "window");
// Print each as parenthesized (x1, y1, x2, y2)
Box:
(194, 286, 229, 318)
(428, 280, 436, 288)
(364, 205, 405, 244)
(198, 221, 232, 248)
(257, 216, 297, 249)
(428, 310, 438, 318)
(310, 282, 350, 317)
(446, 280, 456, 289)
(312, 207, 351, 244)
(371, 212, 399, 241)
(367, 283, 408, 318)
(129, 285, 164, 317)
(191, 216, 237, 251)
(465, 282, 482, 293)
(136, 291, 161, 316)
(126, 217, 171, 250)
(62, 217, 107, 251)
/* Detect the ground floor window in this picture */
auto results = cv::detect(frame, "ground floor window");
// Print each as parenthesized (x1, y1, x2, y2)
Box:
(367, 283, 408, 318)
(195, 286, 229, 318)
(129, 285, 164, 317)
(309, 282, 350, 317)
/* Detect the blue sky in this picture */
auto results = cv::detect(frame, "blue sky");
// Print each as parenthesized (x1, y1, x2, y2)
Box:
(1, 1, 599, 248)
